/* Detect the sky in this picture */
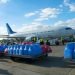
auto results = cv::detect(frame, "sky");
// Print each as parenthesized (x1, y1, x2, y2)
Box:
(0, 0, 75, 35)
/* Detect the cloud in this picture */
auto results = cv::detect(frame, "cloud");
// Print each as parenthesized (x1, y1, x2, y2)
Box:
(69, 4, 75, 12)
(20, 18, 75, 32)
(24, 7, 60, 21)
(19, 24, 52, 33)
(40, 8, 59, 18)
(24, 11, 38, 17)
(34, 8, 60, 21)
(0, 26, 7, 35)
(18, 22, 43, 32)
(0, 0, 10, 4)
(59, 4, 63, 8)
(66, 18, 75, 28)
(0, 25, 8, 40)
(64, 0, 75, 12)
(64, 0, 69, 5)
(54, 18, 75, 29)
(24, 12, 36, 17)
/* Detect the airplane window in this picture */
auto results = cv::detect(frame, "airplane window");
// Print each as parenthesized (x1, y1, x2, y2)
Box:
(65, 27, 72, 30)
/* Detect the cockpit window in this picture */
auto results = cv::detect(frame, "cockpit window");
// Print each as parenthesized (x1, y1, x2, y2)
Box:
(65, 27, 72, 30)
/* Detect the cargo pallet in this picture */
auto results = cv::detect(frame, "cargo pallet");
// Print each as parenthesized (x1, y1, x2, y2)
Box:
(64, 42, 75, 63)
(4, 44, 51, 61)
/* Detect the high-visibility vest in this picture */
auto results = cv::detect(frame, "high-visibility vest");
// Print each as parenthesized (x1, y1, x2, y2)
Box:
(40, 39, 43, 42)
(61, 37, 64, 41)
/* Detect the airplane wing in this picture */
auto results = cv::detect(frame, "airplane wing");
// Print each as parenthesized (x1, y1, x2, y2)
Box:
(0, 35, 9, 38)
(0, 34, 36, 40)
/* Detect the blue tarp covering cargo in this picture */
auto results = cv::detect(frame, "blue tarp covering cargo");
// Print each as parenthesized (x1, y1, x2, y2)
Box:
(7, 43, 43, 58)
(4, 43, 52, 61)
(0, 45, 7, 54)
(64, 42, 75, 60)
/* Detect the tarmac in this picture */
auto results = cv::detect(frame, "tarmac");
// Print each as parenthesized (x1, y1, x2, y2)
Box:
(0, 45, 75, 75)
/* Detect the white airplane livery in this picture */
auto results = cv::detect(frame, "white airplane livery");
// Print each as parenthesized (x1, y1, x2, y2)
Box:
(5, 23, 75, 39)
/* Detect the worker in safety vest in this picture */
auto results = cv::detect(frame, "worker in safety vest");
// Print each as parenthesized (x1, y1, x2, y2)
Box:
(46, 39, 50, 46)
(40, 39, 44, 45)
(61, 37, 64, 45)
(31, 37, 37, 43)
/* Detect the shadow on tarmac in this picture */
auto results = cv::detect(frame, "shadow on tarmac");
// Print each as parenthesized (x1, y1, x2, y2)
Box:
(0, 56, 10, 63)
(11, 56, 75, 68)
(0, 69, 12, 75)
(0, 55, 75, 68)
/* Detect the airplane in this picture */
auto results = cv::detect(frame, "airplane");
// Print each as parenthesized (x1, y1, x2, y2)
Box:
(0, 23, 75, 40)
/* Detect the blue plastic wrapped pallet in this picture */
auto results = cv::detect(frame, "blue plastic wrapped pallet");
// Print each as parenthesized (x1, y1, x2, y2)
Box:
(64, 42, 75, 59)
(0, 45, 4, 52)
(16, 45, 20, 55)
(28, 44, 42, 57)
(19, 45, 24, 55)
(0, 45, 7, 53)
(7, 45, 13, 55)
(7, 43, 43, 58)
(72, 44, 75, 59)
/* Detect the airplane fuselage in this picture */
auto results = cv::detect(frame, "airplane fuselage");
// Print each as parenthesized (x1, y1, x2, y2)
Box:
(5, 23, 75, 39)
(9, 27, 75, 38)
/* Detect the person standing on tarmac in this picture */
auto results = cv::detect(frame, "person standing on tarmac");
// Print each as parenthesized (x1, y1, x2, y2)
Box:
(31, 37, 37, 43)
(61, 37, 64, 45)
(40, 39, 44, 45)
(46, 39, 50, 46)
